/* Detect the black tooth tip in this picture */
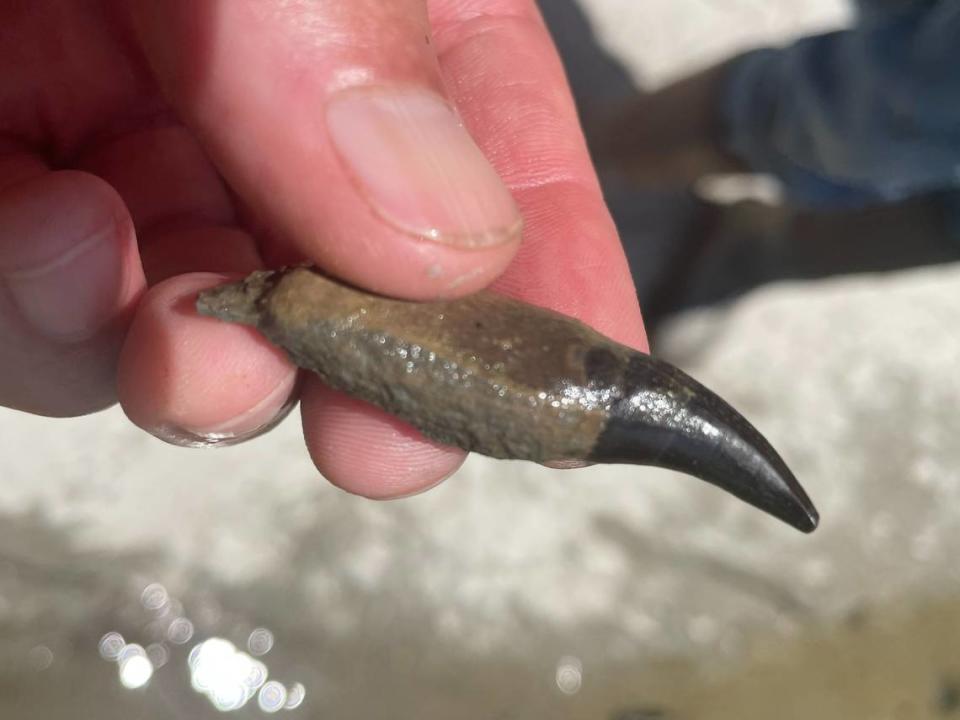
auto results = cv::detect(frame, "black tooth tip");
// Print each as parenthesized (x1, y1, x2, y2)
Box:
(588, 353, 820, 533)
(789, 495, 820, 534)
(798, 510, 820, 533)
(753, 466, 820, 533)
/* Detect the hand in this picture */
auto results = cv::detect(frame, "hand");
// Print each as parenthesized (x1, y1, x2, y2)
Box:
(0, 0, 646, 497)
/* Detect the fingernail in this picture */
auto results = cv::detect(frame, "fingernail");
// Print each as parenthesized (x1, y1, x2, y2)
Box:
(327, 86, 522, 247)
(3, 228, 122, 342)
(155, 374, 299, 449)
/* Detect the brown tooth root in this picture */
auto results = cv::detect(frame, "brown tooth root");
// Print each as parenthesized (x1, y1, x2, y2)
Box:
(197, 267, 819, 533)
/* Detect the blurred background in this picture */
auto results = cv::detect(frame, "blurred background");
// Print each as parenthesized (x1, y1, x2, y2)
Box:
(3, 1, 960, 718)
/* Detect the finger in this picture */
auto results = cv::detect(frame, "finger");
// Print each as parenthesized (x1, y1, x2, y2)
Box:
(296, 0, 648, 495)
(0, 149, 48, 190)
(430, 0, 647, 350)
(300, 0, 650, 493)
(77, 124, 262, 284)
(300, 379, 466, 498)
(117, 273, 298, 446)
(139, 225, 263, 286)
(77, 124, 234, 235)
(128, 0, 523, 299)
(80, 123, 279, 444)
(0, 167, 146, 416)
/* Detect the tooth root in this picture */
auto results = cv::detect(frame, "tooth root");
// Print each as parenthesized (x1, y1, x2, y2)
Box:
(588, 354, 819, 533)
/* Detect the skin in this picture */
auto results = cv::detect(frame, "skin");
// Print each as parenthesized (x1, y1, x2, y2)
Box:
(0, 1, 645, 499)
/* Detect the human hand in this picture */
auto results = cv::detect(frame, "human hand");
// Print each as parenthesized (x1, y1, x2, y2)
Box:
(0, 0, 645, 497)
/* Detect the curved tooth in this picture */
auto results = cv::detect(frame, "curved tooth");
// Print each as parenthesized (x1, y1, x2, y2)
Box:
(587, 352, 819, 533)
(198, 269, 819, 533)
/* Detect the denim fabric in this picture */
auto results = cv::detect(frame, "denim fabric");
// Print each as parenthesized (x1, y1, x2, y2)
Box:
(721, 0, 960, 223)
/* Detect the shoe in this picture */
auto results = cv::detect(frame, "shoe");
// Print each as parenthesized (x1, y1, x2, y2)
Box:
(589, 59, 747, 187)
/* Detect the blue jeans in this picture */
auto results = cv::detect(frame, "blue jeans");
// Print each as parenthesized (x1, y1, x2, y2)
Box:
(721, 0, 960, 232)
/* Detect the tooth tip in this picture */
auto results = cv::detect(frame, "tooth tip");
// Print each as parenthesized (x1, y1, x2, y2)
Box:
(787, 494, 820, 534)
(761, 469, 819, 533)
(586, 353, 823, 533)
(785, 504, 819, 533)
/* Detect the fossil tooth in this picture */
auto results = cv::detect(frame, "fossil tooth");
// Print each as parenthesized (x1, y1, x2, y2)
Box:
(197, 267, 818, 533)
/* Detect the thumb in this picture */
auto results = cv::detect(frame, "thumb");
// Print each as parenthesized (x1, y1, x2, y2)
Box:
(129, 0, 522, 299)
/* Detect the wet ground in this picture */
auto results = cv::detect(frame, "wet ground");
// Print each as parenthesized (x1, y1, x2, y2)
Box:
(3, 1, 960, 718)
